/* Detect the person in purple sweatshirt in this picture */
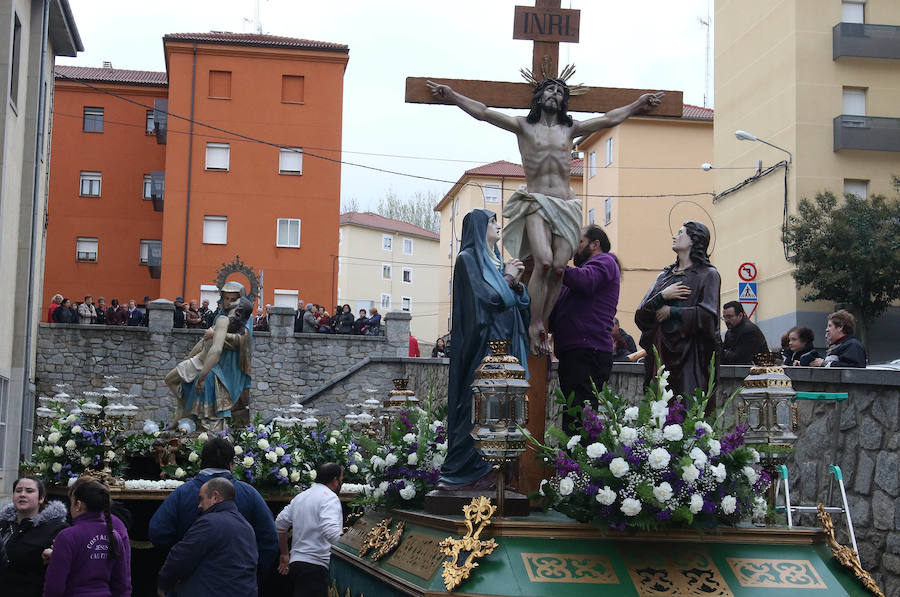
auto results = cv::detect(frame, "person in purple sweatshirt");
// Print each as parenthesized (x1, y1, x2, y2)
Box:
(42, 480, 130, 597)
(549, 225, 620, 434)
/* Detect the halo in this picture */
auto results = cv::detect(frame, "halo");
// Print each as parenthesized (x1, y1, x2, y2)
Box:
(667, 200, 717, 256)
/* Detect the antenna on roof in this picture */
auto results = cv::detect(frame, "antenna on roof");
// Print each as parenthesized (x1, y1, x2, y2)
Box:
(102, 61, 113, 69)
(698, 0, 711, 108)
(243, 0, 264, 34)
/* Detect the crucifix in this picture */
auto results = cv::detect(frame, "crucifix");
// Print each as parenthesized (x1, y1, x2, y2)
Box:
(408, 0, 683, 495)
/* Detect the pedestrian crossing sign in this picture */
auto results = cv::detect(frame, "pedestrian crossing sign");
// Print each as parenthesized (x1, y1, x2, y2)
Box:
(738, 282, 758, 302)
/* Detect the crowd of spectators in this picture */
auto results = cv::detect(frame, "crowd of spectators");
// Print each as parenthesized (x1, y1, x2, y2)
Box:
(48, 294, 148, 327)
(291, 301, 383, 336)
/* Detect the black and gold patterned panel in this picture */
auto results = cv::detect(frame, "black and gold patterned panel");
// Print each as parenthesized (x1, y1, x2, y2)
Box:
(521, 553, 619, 584)
(619, 545, 734, 597)
(726, 558, 827, 589)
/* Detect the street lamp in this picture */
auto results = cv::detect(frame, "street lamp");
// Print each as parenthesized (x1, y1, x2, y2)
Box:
(735, 130, 793, 163)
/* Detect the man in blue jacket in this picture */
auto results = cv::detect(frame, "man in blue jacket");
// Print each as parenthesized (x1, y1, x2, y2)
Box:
(149, 437, 277, 582)
(157, 477, 257, 597)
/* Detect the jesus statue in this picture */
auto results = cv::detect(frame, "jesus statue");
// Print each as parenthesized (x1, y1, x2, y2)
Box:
(428, 77, 663, 354)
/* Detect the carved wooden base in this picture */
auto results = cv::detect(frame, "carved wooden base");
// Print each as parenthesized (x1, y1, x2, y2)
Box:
(425, 489, 530, 517)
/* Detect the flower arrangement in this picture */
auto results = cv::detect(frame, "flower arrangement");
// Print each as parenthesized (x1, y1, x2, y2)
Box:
(230, 422, 304, 490)
(531, 358, 769, 531)
(286, 422, 366, 486)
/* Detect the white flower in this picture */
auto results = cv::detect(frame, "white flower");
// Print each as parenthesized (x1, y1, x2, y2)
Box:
(265, 451, 278, 463)
(290, 471, 301, 483)
(653, 482, 674, 502)
(370, 456, 385, 471)
(65, 440, 76, 450)
(682, 464, 700, 483)
(197, 432, 209, 442)
(752, 496, 767, 518)
(331, 430, 341, 438)
(52, 462, 62, 473)
(257, 438, 269, 450)
(539, 479, 549, 496)
(596, 486, 616, 505)
(271, 431, 281, 440)
(384, 453, 398, 467)
(71, 425, 82, 434)
(650, 400, 668, 423)
(712, 463, 727, 483)
(378, 481, 389, 492)
(353, 452, 363, 463)
(661, 387, 674, 402)
(275, 446, 285, 457)
(743, 466, 758, 485)
(81, 456, 91, 466)
(623, 406, 639, 422)
(258, 424, 266, 431)
(689, 447, 708, 467)
(690, 493, 704, 514)
(566, 435, 582, 450)
(372, 487, 385, 499)
(708, 439, 721, 457)
(618, 427, 637, 446)
(399, 485, 416, 500)
(609, 457, 630, 478)
(174, 467, 185, 478)
(37, 435, 46, 443)
(39, 462, 47, 471)
(660, 369, 671, 387)
(648, 447, 671, 470)
(48, 432, 61, 444)
(558, 476, 575, 496)
(349, 464, 359, 474)
(694, 421, 713, 435)
(620, 498, 642, 516)
(586, 443, 607, 459)
(188, 452, 199, 462)
(107, 450, 117, 460)
(407, 453, 418, 466)
(403, 433, 416, 444)
(431, 453, 445, 468)
(308, 469, 317, 481)
(663, 425, 683, 442)
(750, 449, 761, 463)
(328, 437, 337, 445)
(52, 446, 63, 456)
(722, 495, 737, 515)
(234, 445, 243, 455)
(66, 414, 77, 424)
(242, 456, 254, 467)
(437, 442, 448, 453)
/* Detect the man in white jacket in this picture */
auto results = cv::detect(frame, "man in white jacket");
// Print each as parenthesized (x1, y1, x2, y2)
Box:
(275, 463, 343, 597)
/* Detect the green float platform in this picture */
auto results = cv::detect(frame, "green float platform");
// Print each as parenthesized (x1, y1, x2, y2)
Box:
(331, 509, 875, 597)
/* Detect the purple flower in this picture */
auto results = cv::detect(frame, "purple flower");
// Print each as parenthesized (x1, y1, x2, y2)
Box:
(754, 470, 771, 492)
(581, 407, 604, 440)
(664, 401, 686, 426)
(554, 450, 580, 476)
(584, 484, 599, 496)
(655, 509, 672, 520)
(701, 500, 716, 514)
(721, 421, 749, 454)
(694, 427, 707, 438)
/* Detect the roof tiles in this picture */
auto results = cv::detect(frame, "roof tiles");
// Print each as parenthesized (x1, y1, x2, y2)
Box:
(340, 212, 439, 240)
(54, 65, 167, 86)
(164, 32, 348, 52)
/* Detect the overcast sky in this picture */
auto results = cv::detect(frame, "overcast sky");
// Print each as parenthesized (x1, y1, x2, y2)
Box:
(59, 0, 714, 210)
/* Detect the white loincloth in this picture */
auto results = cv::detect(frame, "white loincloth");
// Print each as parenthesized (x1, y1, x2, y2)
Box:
(501, 188, 582, 261)
(175, 354, 204, 383)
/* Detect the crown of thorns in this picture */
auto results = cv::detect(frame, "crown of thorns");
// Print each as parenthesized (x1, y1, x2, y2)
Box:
(520, 60, 588, 96)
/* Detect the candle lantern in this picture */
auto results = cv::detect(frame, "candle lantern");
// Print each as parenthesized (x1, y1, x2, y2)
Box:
(382, 378, 418, 438)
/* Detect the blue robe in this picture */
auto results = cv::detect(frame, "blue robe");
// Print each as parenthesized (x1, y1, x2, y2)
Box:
(182, 315, 252, 419)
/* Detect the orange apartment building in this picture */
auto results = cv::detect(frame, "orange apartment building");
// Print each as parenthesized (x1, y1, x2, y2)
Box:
(43, 33, 349, 318)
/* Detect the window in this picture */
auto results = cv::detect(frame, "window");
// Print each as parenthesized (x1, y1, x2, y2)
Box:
(200, 284, 219, 307)
(203, 216, 228, 244)
(588, 208, 595, 225)
(273, 289, 299, 308)
(401, 297, 411, 312)
(589, 152, 597, 177)
(80, 172, 101, 197)
(208, 70, 232, 99)
(282, 75, 305, 103)
(605, 138, 613, 166)
(841, 1, 865, 23)
(143, 175, 153, 199)
(382, 264, 392, 280)
(276, 218, 301, 247)
(83, 107, 104, 132)
(139, 239, 161, 264)
(278, 148, 303, 174)
(402, 237, 414, 255)
(844, 179, 868, 199)
(842, 88, 866, 116)
(604, 198, 612, 225)
(382, 234, 393, 251)
(402, 267, 413, 284)
(145, 110, 155, 133)
(205, 143, 230, 171)
(381, 294, 391, 310)
(483, 184, 501, 204)
(76, 238, 98, 262)
(9, 15, 21, 108)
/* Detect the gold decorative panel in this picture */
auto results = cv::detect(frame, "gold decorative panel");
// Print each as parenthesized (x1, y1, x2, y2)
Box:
(727, 558, 826, 589)
(521, 553, 619, 584)
(387, 531, 444, 580)
(620, 546, 733, 597)
(339, 517, 374, 552)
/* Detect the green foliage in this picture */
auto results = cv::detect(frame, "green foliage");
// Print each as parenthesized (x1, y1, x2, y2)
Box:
(783, 191, 900, 332)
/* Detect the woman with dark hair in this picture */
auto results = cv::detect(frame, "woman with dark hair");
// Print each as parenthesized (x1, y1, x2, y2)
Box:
(43, 480, 130, 597)
(431, 338, 448, 358)
(439, 209, 529, 488)
(353, 309, 369, 335)
(67, 477, 131, 573)
(51, 299, 77, 324)
(786, 326, 820, 366)
(635, 221, 721, 408)
(0, 476, 68, 597)
(336, 304, 355, 334)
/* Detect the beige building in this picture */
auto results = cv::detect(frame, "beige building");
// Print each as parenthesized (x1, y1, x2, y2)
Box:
(433, 159, 583, 337)
(714, 0, 900, 360)
(338, 212, 441, 346)
(576, 105, 714, 332)
(0, 0, 81, 494)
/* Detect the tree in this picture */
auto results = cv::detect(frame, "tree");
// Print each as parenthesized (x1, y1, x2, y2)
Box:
(340, 198, 360, 214)
(783, 191, 900, 344)
(375, 189, 440, 233)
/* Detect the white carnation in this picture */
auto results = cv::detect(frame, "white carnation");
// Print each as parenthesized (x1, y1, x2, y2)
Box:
(265, 451, 278, 462)
(586, 442, 607, 459)
(81, 456, 91, 466)
(750, 449, 761, 463)
(290, 471, 301, 483)
(188, 451, 198, 462)
(349, 464, 359, 474)
(650, 400, 668, 423)
(258, 424, 266, 432)
(437, 442, 448, 453)
(752, 496, 767, 518)
(331, 430, 341, 438)
(399, 485, 416, 500)
(609, 457, 630, 478)
(618, 427, 638, 447)
(663, 425, 683, 441)
(708, 439, 721, 457)
(432, 453, 445, 468)
(648, 447, 671, 470)
(279, 467, 289, 478)
(48, 432, 61, 444)
(174, 467, 185, 478)
(566, 435, 582, 450)
(596, 486, 616, 505)
(197, 432, 209, 442)
(378, 481, 389, 492)
(257, 438, 269, 450)
(71, 425, 82, 434)
(558, 476, 575, 496)
(65, 440, 76, 450)
(66, 414, 77, 424)
(384, 453, 398, 467)
(328, 437, 337, 445)
(242, 456, 254, 467)
(712, 463, 727, 483)
(694, 421, 713, 435)
(407, 453, 418, 466)
(620, 498, 642, 516)
(653, 482, 674, 502)
(682, 464, 700, 483)
(107, 450, 117, 460)
(689, 447, 708, 467)
(403, 433, 416, 444)
(743, 466, 758, 485)
(308, 469, 317, 480)
(690, 493, 704, 514)
(275, 446, 285, 457)
(353, 452, 363, 463)
(53, 446, 63, 456)
(52, 462, 62, 473)
(623, 406, 639, 422)
(234, 445, 243, 455)
(722, 495, 737, 515)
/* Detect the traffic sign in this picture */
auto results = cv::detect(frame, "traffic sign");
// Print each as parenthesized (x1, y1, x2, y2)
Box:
(738, 282, 758, 301)
(738, 262, 757, 281)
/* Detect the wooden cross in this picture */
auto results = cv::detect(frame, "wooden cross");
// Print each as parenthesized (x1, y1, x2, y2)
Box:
(406, 0, 683, 115)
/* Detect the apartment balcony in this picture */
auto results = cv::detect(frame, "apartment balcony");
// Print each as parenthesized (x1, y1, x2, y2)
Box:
(834, 115, 900, 152)
(150, 171, 165, 211)
(147, 242, 162, 279)
(153, 99, 168, 144)
(833, 22, 900, 60)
